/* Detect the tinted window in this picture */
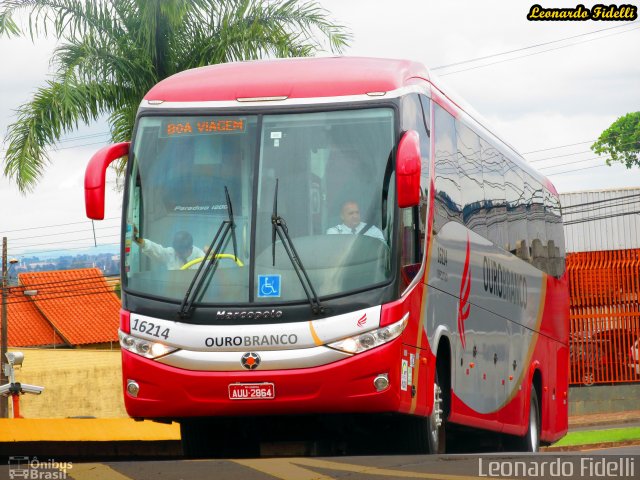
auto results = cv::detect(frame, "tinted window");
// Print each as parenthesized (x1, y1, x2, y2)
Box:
(399, 94, 431, 286)
(125, 109, 396, 305)
(418, 95, 432, 255)
(504, 160, 527, 254)
(433, 105, 461, 233)
(528, 175, 547, 245)
(545, 189, 566, 276)
(457, 121, 486, 237)
(482, 140, 507, 248)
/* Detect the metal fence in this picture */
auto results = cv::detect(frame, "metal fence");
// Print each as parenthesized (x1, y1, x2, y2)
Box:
(567, 249, 640, 385)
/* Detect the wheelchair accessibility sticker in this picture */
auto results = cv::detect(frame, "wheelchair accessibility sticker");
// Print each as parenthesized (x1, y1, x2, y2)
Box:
(258, 275, 281, 298)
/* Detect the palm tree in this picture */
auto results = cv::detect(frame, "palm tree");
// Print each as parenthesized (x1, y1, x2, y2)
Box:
(0, 0, 350, 192)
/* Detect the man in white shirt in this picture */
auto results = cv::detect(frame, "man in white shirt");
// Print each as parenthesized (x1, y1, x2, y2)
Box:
(133, 229, 205, 270)
(326, 201, 385, 242)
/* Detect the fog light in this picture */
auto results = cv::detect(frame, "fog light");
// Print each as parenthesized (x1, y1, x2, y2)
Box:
(127, 379, 140, 397)
(373, 373, 389, 392)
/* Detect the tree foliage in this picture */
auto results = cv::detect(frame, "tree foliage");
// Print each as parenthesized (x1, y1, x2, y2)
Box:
(0, 0, 350, 192)
(591, 112, 640, 169)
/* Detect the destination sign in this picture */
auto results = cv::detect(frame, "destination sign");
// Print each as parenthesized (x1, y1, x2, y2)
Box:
(161, 118, 246, 137)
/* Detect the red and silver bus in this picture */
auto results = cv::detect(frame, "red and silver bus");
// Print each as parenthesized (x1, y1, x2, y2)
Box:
(85, 57, 569, 456)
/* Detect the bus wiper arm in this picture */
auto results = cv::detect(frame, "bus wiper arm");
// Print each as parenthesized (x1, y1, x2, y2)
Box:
(179, 187, 237, 319)
(271, 179, 325, 315)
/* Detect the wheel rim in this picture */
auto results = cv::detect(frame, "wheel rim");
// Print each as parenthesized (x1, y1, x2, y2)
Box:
(529, 399, 539, 452)
(430, 382, 443, 447)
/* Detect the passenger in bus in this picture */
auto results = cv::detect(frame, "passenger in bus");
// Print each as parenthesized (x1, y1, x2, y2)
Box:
(326, 200, 385, 242)
(133, 228, 206, 270)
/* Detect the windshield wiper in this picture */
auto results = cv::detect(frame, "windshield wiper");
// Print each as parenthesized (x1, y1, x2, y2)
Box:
(179, 187, 238, 319)
(271, 179, 325, 315)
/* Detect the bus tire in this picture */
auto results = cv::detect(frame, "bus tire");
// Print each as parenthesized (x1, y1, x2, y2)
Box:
(518, 387, 540, 453)
(426, 369, 447, 454)
(180, 420, 209, 458)
(181, 418, 259, 458)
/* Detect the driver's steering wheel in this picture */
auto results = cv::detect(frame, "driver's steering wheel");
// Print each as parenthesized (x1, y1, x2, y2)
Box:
(180, 254, 244, 270)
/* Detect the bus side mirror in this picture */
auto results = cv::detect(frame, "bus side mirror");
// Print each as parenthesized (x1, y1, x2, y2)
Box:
(396, 130, 421, 208)
(85, 142, 130, 219)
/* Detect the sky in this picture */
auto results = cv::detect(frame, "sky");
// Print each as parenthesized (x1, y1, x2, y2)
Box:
(1, 0, 639, 259)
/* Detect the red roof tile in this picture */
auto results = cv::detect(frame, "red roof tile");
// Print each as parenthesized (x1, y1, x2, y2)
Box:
(2, 288, 65, 347)
(17, 268, 120, 345)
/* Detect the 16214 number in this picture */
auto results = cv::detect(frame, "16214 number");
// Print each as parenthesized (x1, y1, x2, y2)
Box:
(131, 318, 170, 340)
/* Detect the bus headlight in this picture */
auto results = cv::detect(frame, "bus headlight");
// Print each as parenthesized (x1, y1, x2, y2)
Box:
(118, 330, 177, 359)
(327, 314, 409, 354)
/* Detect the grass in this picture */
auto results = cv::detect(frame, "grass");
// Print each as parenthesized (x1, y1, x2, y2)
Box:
(554, 427, 640, 446)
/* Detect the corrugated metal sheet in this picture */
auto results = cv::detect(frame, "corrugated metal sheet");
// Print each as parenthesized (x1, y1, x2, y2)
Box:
(560, 188, 640, 253)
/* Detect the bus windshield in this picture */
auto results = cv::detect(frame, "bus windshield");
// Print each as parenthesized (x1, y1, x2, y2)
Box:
(124, 108, 396, 306)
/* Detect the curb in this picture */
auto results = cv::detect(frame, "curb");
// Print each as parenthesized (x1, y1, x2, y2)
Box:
(0, 440, 182, 460)
(0, 418, 180, 442)
(542, 439, 640, 452)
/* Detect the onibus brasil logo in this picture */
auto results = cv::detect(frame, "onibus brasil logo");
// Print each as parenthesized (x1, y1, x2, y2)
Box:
(8, 457, 73, 479)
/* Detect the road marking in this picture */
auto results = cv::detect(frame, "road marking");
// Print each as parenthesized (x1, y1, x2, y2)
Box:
(296, 458, 484, 480)
(234, 458, 334, 480)
(66, 463, 133, 480)
(234, 457, 484, 480)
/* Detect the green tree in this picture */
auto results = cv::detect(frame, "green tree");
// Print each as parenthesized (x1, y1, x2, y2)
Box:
(0, 0, 349, 192)
(591, 112, 640, 169)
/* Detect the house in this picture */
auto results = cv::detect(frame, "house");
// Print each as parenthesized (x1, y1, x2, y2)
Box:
(2, 268, 120, 349)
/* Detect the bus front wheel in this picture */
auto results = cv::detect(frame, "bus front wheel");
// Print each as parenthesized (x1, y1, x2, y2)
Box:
(180, 420, 210, 458)
(426, 370, 447, 454)
(180, 418, 259, 458)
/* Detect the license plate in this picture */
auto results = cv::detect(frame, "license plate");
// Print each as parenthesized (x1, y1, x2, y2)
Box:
(228, 383, 275, 400)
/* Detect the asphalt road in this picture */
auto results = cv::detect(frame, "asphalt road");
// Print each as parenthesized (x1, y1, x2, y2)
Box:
(1, 447, 638, 480)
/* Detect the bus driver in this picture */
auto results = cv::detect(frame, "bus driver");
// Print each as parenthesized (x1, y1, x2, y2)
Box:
(326, 200, 385, 242)
(133, 227, 205, 270)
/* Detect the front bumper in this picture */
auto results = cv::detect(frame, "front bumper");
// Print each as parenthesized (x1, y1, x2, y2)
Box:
(122, 339, 409, 419)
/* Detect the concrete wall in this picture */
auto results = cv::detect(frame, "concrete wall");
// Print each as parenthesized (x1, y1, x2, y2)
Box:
(569, 384, 640, 416)
(7, 348, 126, 418)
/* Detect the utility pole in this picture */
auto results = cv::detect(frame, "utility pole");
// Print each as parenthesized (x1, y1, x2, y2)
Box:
(1, 237, 8, 417)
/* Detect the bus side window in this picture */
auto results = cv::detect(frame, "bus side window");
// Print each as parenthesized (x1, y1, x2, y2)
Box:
(433, 104, 461, 235)
(418, 95, 431, 254)
(545, 190, 566, 277)
(457, 121, 484, 237)
(531, 238, 548, 272)
(482, 141, 507, 249)
(505, 158, 526, 253)
(399, 94, 430, 287)
(521, 173, 546, 272)
(515, 239, 530, 262)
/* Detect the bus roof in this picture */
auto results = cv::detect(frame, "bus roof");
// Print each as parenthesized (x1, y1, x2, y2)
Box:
(144, 57, 430, 102)
(142, 56, 558, 196)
